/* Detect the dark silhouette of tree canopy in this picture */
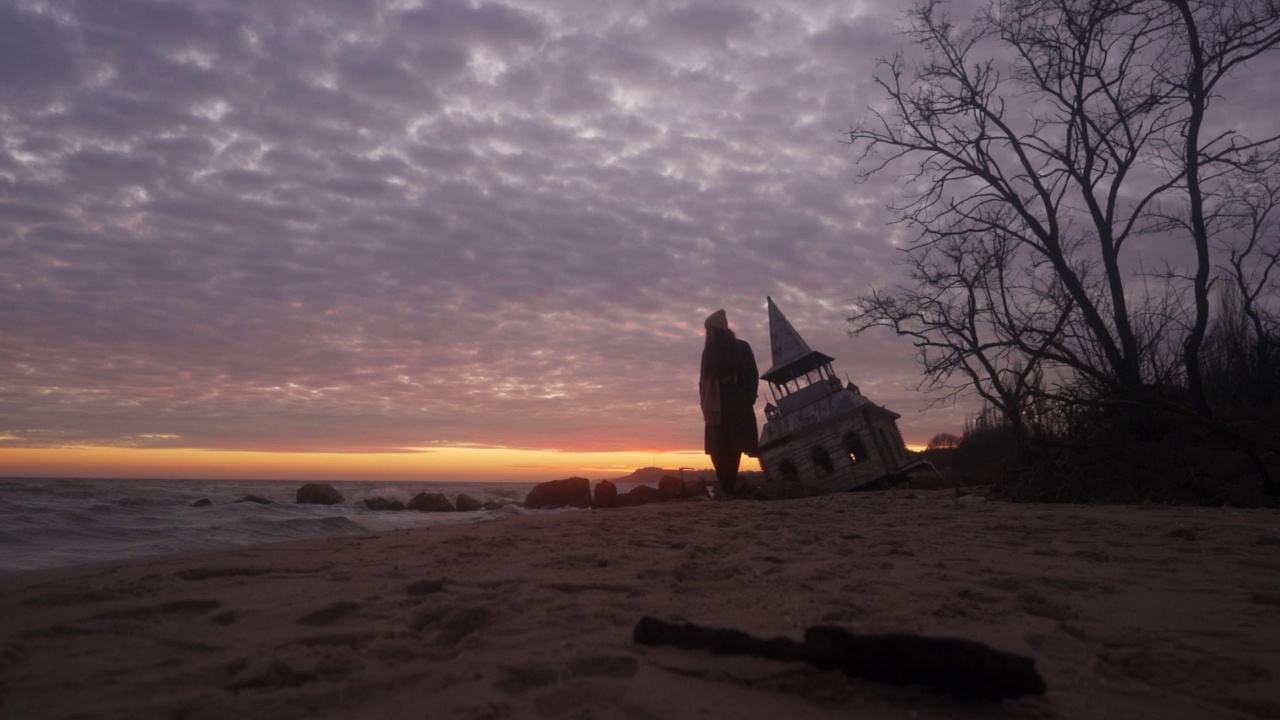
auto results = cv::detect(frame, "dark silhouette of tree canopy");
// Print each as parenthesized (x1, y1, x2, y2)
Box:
(847, 0, 1280, 473)
(927, 432, 962, 450)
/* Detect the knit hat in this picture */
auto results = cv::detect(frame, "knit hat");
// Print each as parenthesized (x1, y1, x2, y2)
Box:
(704, 309, 729, 330)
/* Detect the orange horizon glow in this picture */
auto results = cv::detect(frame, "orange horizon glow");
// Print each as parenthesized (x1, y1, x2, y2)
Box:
(0, 440, 936, 482)
(0, 445, 717, 482)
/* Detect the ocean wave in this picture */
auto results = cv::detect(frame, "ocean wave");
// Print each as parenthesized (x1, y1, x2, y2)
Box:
(0, 477, 539, 573)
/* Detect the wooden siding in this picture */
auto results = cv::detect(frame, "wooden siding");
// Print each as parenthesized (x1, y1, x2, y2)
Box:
(758, 408, 908, 493)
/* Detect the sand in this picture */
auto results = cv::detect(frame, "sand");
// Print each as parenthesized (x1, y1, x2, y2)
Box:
(1, 489, 1277, 719)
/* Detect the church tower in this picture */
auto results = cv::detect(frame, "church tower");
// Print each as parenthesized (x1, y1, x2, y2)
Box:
(755, 297, 925, 494)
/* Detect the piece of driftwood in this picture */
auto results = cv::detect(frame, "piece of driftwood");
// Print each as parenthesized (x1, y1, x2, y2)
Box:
(632, 616, 1046, 701)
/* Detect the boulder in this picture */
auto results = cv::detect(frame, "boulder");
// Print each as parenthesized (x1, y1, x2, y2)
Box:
(618, 484, 661, 507)
(683, 478, 712, 499)
(296, 483, 344, 505)
(234, 494, 273, 505)
(409, 492, 455, 512)
(455, 493, 484, 512)
(523, 477, 592, 509)
(191, 498, 212, 507)
(364, 497, 406, 511)
(593, 479, 619, 509)
(658, 476, 684, 501)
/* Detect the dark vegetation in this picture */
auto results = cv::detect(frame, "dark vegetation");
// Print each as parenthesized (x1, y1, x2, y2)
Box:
(920, 302, 1280, 505)
(847, 0, 1280, 505)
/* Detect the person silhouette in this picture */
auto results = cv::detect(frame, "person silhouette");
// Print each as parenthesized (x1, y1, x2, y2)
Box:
(699, 309, 759, 498)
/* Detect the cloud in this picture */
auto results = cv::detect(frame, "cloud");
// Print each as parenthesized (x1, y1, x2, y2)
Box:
(7, 0, 1145, 462)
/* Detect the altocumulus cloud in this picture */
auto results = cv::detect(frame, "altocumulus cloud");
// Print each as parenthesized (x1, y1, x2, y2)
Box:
(2, 0, 973, 456)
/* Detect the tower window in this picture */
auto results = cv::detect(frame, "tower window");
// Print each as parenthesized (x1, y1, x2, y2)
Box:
(811, 446, 834, 476)
(844, 433, 866, 463)
(779, 460, 799, 482)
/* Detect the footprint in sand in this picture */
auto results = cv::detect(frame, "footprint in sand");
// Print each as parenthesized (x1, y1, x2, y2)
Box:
(211, 610, 238, 626)
(21, 624, 97, 640)
(1017, 591, 1079, 621)
(1102, 649, 1271, 688)
(406, 579, 447, 596)
(296, 601, 360, 626)
(175, 567, 270, 581)
(22, 589, 118, 607)
(493, 664, 558, 694)
(225, 659, 319, 691)
(409, 605, 492, 645)
(90, 599, 221, 621)
(568, 655, 638, 678)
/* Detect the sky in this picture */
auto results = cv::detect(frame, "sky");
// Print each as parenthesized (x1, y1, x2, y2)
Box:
(4, 0, 1272, 482)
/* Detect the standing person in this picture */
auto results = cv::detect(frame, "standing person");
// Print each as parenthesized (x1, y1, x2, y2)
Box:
(700, 309, 759, 498)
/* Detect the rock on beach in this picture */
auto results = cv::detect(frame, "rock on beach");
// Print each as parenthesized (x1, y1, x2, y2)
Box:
(296, 483, 344, 505)
(683, 478, 712, 499)
(455, 493, 484, 512)
(234, 494, 273, 505)
(593, 480, 619, 509)
(364, 497, 406, 511)
(617, 485, 661, 507)
(527, 475, 712, 510)
(658, 476, 684, 501)
(408, 492, 454, 512)
(523, 477, 592, 509)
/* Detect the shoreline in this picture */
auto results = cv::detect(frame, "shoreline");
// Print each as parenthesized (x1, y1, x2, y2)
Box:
(0, 477, 545, 574)
(2, 491, 1277, 718)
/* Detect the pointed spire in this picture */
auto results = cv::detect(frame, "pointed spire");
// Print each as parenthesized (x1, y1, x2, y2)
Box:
(767, 296, 813, 367)
(761, 296, 835, 384)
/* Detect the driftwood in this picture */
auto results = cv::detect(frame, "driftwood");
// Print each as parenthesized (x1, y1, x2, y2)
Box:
(632, 616, 1046, 701)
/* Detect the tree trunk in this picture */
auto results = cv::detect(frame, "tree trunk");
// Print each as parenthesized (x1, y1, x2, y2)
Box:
(1170, 0, 1215, 420)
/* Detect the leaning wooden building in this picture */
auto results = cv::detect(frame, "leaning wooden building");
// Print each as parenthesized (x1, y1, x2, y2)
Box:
(755, 297, 929, 493)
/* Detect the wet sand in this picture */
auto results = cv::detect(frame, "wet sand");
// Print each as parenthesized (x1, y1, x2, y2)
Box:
(1, 490, 1277, 719)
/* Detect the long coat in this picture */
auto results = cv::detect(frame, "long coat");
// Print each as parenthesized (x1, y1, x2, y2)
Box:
(701, 335, 760, 457)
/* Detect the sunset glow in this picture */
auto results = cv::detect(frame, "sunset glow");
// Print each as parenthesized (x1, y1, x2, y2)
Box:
(0, 446, 716, 482)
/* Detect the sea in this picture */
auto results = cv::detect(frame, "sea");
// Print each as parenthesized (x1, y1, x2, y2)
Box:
(0, 477, 551, 574)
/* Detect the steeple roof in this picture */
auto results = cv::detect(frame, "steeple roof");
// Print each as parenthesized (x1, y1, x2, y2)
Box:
(760, 296, 835, 384)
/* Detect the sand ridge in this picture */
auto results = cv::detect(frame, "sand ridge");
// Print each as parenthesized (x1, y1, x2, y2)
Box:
(1, 490, 1277, 719)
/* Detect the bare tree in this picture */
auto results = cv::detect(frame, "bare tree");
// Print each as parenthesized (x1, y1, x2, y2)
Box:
(848, 0, 1280, 447)
(848, 223, 1071, 447)
(927, 432, 963, 449)
(1216, 166, 1280, 409)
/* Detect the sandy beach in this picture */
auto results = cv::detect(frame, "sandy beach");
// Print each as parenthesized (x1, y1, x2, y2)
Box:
(2, 489, 1278, 719)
